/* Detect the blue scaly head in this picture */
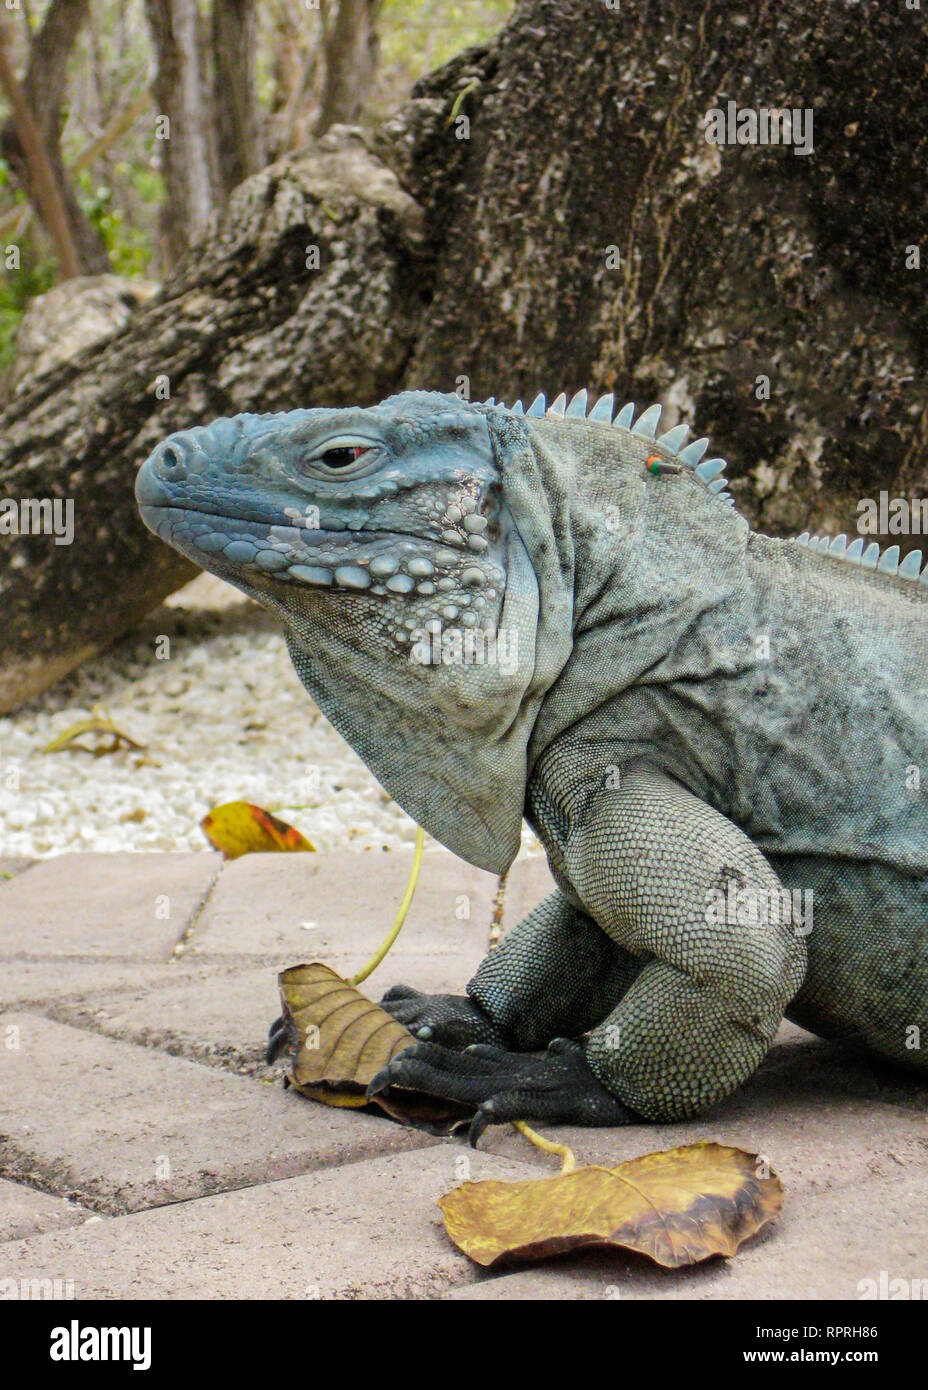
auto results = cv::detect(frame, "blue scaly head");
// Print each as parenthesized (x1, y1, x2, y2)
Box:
(136, 391, 556, 870)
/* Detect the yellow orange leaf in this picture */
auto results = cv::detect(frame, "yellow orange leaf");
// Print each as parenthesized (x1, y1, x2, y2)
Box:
(201, 801, 316, 858)
(439, 1141, 782, 1269)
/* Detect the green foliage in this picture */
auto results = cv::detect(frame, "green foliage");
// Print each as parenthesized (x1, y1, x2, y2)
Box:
(380, 0, 512, 69)
(0, 248, 57, 373)
(75, 167, 161, 277)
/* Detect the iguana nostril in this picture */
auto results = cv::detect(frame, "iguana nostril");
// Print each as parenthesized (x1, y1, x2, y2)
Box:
(158, 431, 214, 477)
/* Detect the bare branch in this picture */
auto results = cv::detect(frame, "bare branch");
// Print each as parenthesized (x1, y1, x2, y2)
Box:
(0, 22, 80, 277)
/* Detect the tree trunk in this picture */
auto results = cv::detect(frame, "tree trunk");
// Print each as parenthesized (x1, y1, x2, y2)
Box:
(144, 0, 219, 269)
(0, 26, 80, 277)
(0, 0, 110, 275)
(386, 0, 927, 535)
(211, 0, 264, 198)
(315, 0, 381, 134)
(1, 0, 925, 712)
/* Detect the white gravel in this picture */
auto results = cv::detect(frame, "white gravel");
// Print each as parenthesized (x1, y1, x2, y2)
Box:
(0, 574, 541, 862)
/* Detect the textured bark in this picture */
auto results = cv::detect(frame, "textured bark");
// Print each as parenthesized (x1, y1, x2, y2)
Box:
(315, 0, 381, 134)
(383, 0, 927, 535)
(144, 0, 219, 268)
(0, 0, 110, 275)
(211, 0, 264, 197)
(1, 0, 925, 713)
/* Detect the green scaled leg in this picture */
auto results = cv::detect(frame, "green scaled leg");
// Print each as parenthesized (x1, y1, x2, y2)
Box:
(567, 764, 808, 1120)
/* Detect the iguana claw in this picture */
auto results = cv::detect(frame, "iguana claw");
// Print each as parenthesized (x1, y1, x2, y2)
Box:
(366, 1037, 637, 1144)
(265, 1012, 297, 1064)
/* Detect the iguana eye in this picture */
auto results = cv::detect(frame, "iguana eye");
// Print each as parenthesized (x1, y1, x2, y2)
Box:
(300, 436, 379, 478)
(318, 445, 369, 469)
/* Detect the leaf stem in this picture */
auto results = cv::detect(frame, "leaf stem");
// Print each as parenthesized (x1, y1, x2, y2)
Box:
(514, 1120, 577, 1174)
(347, 825, 426, 986)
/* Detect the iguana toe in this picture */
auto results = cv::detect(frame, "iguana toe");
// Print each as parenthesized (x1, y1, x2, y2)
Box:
(366, 1037, 638, 1144)
(378, 986, 509, 1048)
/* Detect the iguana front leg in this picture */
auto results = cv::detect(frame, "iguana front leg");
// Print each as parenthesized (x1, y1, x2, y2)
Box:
(571, 766, 808, 1120)
(370, 766, 808, 1136)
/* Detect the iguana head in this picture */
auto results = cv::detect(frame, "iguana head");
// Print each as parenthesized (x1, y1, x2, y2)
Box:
(137, 387, 754, 869)
(136, 391, 556, 871)
(136, 393, 510, 651)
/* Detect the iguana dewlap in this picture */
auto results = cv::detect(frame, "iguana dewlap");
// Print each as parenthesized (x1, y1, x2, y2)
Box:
(136, 390, 928, 1138)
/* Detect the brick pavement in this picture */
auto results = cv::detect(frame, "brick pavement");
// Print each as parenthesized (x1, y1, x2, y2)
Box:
(1, 850, 926, 1299)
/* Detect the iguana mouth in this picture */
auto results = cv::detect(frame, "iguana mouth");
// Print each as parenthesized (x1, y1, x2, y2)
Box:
(139, 500, 502, 598)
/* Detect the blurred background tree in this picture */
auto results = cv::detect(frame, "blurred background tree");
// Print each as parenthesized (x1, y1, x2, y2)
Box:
(2, 0, 924, 714)
(0, 0, 513, 369)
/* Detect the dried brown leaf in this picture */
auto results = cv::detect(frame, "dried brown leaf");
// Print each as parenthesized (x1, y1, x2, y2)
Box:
(43, 713, 144, 755)
(439, 1141, 782, 1268)
(277, 962, 469, 1128)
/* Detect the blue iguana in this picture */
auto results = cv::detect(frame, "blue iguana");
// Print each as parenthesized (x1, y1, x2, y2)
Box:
(136, 390, 928, 1141)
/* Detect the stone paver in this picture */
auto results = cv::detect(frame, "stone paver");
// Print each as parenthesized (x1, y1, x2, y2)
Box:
(0, 1147, 541, 1299)
(48, 965, 282, 1074)
(0, 858, 35, 879)
(42, 958, 481, 1076)
(1, 847, 926, 1299)
(0, 1179, 91, 1242)
(1, 960, 188, 1009)
(0, 1013, 434, 1212)
(187, 848, 498, 979)
(0, 853, 220, 959)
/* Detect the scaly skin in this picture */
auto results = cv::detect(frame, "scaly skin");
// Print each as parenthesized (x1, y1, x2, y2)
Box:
(137, 389, 928, 1140)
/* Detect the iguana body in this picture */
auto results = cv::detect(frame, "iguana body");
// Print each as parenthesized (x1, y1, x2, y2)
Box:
(136, 390, 928, 1136)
